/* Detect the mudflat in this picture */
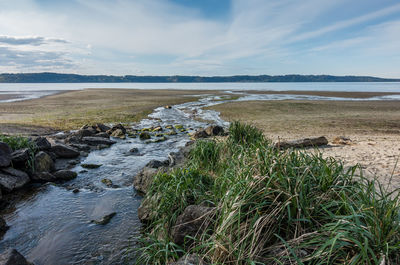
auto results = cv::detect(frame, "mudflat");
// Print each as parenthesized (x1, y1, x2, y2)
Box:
(0, 88, 219, 134)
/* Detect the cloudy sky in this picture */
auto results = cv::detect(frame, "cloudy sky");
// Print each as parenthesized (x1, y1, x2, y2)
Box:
(0, 0, 399, 77)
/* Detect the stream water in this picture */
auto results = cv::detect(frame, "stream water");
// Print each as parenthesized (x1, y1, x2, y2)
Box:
(1, 91, 400, 264)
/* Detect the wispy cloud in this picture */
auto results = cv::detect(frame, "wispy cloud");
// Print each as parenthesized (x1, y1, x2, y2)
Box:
(0, 36, 68, 46)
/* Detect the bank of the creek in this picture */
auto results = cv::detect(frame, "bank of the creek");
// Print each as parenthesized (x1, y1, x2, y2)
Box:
(1, 91, 399, 264)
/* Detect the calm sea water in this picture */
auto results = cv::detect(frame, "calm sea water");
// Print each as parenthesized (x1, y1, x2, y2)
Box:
(0, 82, 400, 102)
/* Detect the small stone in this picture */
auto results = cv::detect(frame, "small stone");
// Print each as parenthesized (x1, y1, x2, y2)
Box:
(129, 148, 139, 153)
(139, 132, 151, 140)
(81, 163, 102, 169)
(110, 129, 126, 139)
(152, 126, 163, 132)
(90, 212, 116, 225)
(164, 105, 172, 109)
(73, 188, 80, 193)
(101, 178, 113, 187)
(53, 170, 78, 180)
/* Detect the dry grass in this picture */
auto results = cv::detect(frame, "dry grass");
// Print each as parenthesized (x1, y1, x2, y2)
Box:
(0, 88, 218, 133)
(208, 99, 400, 137)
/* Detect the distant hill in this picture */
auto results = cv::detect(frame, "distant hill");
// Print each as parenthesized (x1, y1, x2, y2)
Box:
(0, 73, 399, 83)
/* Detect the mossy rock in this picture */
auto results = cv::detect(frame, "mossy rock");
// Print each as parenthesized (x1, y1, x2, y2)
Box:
(141, 128, 151, 132)
(174, 124, 184, 130)
(152, 126, 163, 132)
(166, 130, 177, 136)
(155, 133, 164, 137)
(165, 125, 173, 129)
(139, 132, 151, 140)
(101, 178, 113, 187)
(154, 136, 167, 143)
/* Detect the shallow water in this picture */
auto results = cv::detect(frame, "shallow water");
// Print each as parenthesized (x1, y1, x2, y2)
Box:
(1, 82, 400, 102)
(0, 94, 228, 264)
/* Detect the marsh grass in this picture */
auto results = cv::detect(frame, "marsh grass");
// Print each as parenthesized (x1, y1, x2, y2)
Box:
(136, 122, 400, 264)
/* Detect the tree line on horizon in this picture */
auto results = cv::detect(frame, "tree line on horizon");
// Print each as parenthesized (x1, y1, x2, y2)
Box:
(0, 72, 399, 83)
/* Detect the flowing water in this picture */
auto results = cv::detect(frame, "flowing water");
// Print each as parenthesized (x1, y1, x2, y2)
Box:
(1, 90, 400, 264)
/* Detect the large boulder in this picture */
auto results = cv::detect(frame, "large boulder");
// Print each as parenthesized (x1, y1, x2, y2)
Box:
(0, 249, 32, 265)
(35, 151, 54, 172)
(0, 167, 30, 191)
(81, 137, 116, 146)
(0, 142, 12, 168)
(11, 148, 30, 166)
(169, 254, 209, 265)
(205, 125, 224, 136)
(134, 167, 162, 194)
(171, 205, 215, 247)
(50, 144, 80, 158)
(276, 136, 329, 149)
(32, 172, 57, 182)
(34, 137, 51, 151)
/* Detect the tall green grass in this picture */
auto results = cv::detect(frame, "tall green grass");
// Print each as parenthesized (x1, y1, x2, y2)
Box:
(136, 122, 400, 264)
(0, 134, 37, 171)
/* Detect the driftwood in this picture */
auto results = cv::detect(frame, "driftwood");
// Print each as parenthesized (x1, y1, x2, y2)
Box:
(276, 136, 328, 149)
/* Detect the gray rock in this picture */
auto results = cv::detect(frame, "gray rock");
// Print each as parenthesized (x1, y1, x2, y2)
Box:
(129, 147, 139, 154)
(34, 137, 51, 151)
(0, 168, 30, 191)
(81, 137, 116, 146)
(53, 170, 77, 180)
(94, 132, 109, 138)
(69, 143, 91, 152)
(171, 205, 215, 247)
(94, 123, 111, 133)
(169, 254, 209, 265)
(73, 129, 96, 138)
(109, 124, 126, 134)
(0, 249, 32, 265)
(11, 148, 29, 165)
(276, 136, 329, 149)
(0, 217, 9, 239)
(81, 163, 102, 169)
(35, 151, 54, 172)
(146, 159, 169, 169)
(32, 172, 57, 182)
(205, 125, 224, 136)
(90, 212, 116, 225)
(139, 132, 151, 140)
(50, 144, 80, 158)
(0, 142, 12, 168)
(133, 167, 158, 194)
(110, 129, 126, 139)
(192, 129, 208, 139)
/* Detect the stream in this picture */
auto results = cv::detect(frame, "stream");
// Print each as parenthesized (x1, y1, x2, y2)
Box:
(0, 91, 399, 264)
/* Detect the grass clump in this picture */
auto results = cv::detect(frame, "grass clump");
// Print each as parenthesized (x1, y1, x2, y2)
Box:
(0, 134, 34, 150)
(136, 122, 400, 264)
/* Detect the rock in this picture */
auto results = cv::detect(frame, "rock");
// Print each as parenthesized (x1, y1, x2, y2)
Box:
(101, 178, 117, 188)
(0, 168, 30, 191)
(165, 105, 172, 109)
(0, 217, 9, 239)
(276, 136, 329, 149)
(53, 170, 77, 180)
(81, 163, 102, 169)
(81, 137, 116, 146)
(171, 205, 215, 247)
(133, 167, 158, 194)
(139, 132, 151, 140)
(34, 137, 51, 151)
(0, 142, 12, 168)
(192, 129, 208, 139)
(205, 125, 224, 136)
(94, 132, 110, 138)
(90, 212, 116, 225)
(152, 126, 163, 132)
(174, 124, 184, 130)
(332, 136, 352, 145)
(72, 188, 80, 193)
(94, 123, 111, 133)
(0, 249, 32, 265)
(138, 198, 154, 223)
(110, 129, 126, 139)
(69, 143, 91, 152)
(129, 148, 139, 154)
(34, 151, 54, 172)
(51, 144, 80, 158)
(11, 148, 30, 165)
(154, 136, 167, 143)
(169, 254, 209, 265)
(166, 130, 177, 136)
(32, 172, 56, 182)
(74, 129, 96, 138)
(46, 151, 57, 162)
(146, 160, 169, 168)
(107, 124, 127, 135)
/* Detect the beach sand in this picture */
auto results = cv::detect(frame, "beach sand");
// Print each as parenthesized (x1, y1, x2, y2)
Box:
(209, 96, 400, 189)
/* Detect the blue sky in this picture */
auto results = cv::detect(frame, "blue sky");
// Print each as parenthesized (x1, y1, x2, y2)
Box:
(0, 0, 399, 77)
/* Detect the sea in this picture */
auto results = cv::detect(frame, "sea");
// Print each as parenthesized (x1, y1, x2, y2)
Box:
(1, 82, 400, 102)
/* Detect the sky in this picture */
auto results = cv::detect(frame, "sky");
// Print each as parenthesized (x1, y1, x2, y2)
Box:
(0, 0, 399, 77)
